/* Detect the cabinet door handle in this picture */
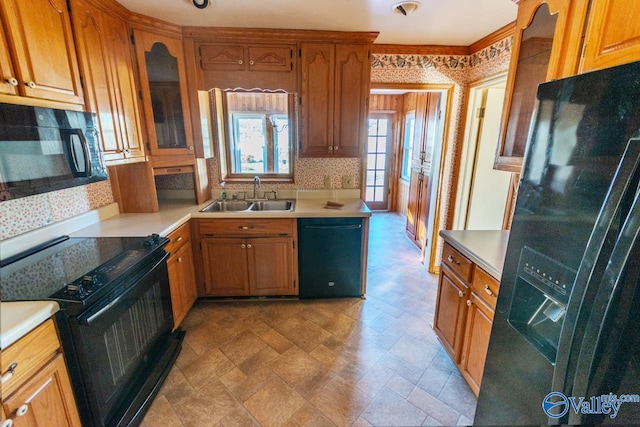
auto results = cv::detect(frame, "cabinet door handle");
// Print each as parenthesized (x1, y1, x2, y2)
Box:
(15, 404, 28, 417)
(25, 81, 36, 89)
(334, 146, 339, 151)
(241, 244, 246, 249)
(6, 77, 18, 86)
(466, 300, 473, 307)
(175, 236, 183, 243)
(328, 146, 333, 152)
(238, 225, 255, 230)
(447, 255, 460, 265)
(177, 257, 183, 263)
(484, 285, 494, 296)
(247, 244, 252, 249)
(1, 362, 17, 384)
(249, 60, 255, 65)
(238, 59, 243, 65)
(458, 290, 464, 298)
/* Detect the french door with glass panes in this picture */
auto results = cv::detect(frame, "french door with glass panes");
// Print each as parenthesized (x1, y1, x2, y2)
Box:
(366, 114, 394, 210)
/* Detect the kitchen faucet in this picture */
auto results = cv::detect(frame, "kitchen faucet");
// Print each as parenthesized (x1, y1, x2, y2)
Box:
(252, 176, 261, 199)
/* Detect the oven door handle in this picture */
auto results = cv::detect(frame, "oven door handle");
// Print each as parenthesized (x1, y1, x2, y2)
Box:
(76, 253, 169, 326)
(78, 293, 125, 326)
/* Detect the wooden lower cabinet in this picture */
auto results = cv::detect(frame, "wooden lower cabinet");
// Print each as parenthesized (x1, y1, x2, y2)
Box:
(166, 222, 198, 329)
(201, 237, 250, 296)
(1, 319, 81, 427)
(194, 219, 298, 297)
(201, 236, 296, 297)
(459, 293, 494, 395)
(433, 242, 499, 396)
(433, 265, 469, 363)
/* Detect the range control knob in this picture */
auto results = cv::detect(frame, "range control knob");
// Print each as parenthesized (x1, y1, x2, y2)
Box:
(67, 283, 84, 296)
(143, 233, 162, 247)
(82, 275, 98, 286)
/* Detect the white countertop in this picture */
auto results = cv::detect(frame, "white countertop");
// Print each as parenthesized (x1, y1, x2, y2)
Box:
(439, 230, 510, 280)
(71, 196, 371, 238)
(0, 301, 59, 349)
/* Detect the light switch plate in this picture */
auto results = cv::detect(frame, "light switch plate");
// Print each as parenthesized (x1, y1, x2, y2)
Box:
(342, 176, 355, 189)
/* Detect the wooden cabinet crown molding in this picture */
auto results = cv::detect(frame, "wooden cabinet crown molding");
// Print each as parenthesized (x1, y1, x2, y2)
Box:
(183, 26, 379, 44)
(127, 11, 183, 38)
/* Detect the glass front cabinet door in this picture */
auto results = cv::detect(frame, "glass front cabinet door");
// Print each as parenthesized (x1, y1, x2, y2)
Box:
(133, 30, 194, 156)
(494, 0, 590, 172)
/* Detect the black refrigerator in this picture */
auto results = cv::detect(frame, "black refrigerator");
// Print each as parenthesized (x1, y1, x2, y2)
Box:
(474, 60, 640, 425)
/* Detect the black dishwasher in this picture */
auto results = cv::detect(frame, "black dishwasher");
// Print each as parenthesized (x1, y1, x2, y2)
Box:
(297, 217, 364, 298)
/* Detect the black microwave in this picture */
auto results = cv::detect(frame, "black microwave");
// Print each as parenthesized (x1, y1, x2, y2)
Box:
(0, 103, 108, 201)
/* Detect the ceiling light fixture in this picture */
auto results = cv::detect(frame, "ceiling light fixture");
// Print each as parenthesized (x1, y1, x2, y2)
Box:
(192, 0, 209, 9)
(392, 1, 421, 16)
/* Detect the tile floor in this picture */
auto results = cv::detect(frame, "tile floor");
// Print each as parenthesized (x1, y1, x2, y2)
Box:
(141, 212, 477, 427)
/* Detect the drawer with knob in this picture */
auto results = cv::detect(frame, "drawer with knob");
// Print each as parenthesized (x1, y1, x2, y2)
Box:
(471, 265, 499, 309)
(442, 242, 473, 283)
(197, 218, 295, 237)
(1, 319, 59, 397)
(165, 221, 191, 254)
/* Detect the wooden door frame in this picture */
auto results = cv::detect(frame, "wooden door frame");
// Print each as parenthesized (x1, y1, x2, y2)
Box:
(454, 72, 509, 230)
(366, 83, 455, 272)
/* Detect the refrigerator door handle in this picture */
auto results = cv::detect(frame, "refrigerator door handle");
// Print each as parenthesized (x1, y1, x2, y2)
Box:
(566, 187, 640, 425)
(551, 138, 640, 406)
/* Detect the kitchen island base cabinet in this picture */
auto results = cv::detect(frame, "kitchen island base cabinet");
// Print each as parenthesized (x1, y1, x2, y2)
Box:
(433, 242, 499, 396)
(194, 219, 297, 297)
(1, 319, 81, 427)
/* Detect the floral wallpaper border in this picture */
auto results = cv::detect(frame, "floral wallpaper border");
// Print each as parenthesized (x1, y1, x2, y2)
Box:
(372, 37, 512, 70)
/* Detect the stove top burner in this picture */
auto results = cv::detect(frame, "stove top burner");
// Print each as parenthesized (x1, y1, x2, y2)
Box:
(0, 234, 168, 306)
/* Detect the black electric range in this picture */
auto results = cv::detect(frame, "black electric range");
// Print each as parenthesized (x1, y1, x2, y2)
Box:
(1, 234, 183, 427)
(1, 234, 167, 309)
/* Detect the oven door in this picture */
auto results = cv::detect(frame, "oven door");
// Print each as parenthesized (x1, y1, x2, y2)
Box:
(70, 252, 174, 426)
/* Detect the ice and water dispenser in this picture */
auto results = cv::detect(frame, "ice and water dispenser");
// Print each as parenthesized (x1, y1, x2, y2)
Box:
(508, 246, 577, 364)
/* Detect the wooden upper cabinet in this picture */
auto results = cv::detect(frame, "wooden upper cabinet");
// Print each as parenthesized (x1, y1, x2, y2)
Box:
(0, 0, 84, 105)
(200, 44, 246, 70)
(200, 44, 293, 72)
(0, 19, 17, 96)
(299, 42, 370, 157)
(197, 42, 296, 91)
(248, 46, 294, 72)
(300, 43, 335, 157)
(70, 0, 144, 164)
(580, 0, 640, 72)
(133, 30, 195, 157)
(494, 0, 590, 172)
(333, 44, 370, 157)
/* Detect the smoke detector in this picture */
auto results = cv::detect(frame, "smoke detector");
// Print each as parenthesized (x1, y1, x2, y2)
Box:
(392, 1, 421, 16)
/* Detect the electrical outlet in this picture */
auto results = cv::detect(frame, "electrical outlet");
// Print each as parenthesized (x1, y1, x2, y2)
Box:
(342, 176, 355, 189)
(324, 175, 332, 189)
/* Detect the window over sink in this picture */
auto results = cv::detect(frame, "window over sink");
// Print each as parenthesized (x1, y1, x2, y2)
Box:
(211, 88, 297, 182)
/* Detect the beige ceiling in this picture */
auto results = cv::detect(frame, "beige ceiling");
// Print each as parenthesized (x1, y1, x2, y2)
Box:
(115, 0, 517, 45)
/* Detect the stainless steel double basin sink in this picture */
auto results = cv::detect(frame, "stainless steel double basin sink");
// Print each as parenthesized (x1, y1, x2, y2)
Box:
(201, 199, 295, 213)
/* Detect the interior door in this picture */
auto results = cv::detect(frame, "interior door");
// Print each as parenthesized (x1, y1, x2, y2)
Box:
(365, 113, 394, 210)
(466, 87, 512, 229)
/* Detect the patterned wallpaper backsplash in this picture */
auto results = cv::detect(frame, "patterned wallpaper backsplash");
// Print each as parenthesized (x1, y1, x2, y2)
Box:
(1, 180, 114, 240)
(2, 35, 511, 242)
